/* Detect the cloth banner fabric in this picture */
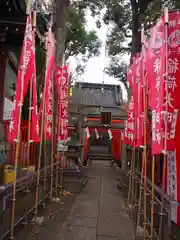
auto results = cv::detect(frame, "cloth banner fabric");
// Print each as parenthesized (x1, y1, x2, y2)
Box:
(31, 30, 40, 142)
(41, 29, 55, 140)
(147, 13, 180, 154)
(31, 72, 40, 142)
(8, 14, 34, 142)
(54, 66, 69, 141)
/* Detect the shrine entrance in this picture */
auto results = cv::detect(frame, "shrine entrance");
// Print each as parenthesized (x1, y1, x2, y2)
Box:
(88, 129, 113, 161)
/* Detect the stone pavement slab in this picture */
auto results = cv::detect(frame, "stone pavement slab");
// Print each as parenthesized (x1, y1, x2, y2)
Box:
(57, 161, 134, 240)
(97, 214, 134, 238)
(69, 197, 99, 218)
(66, 216, 98, 227)
(57, 225, 97, 239)
(19, 161, 134, 240)
(97, 237, 129, 240)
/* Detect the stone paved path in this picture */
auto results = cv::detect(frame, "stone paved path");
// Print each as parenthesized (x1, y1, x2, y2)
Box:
(56, 161, 134, 239)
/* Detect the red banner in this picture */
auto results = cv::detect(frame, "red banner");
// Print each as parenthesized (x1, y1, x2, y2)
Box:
(124, 60, 137, 146)
(54, 65, 69, 141)
(165, 12, 180, 151)
(147, 13, 180, 154)
(30, 29, 40, 142)
(54, 65, 69, 99)
(60, 66, 69, 141)
(146, 16, 165, 154)
(8, 14, 34, 142)
(134, 54, 144, 147)
(124, 97, 135, 146)
(42, 29, 55, 140)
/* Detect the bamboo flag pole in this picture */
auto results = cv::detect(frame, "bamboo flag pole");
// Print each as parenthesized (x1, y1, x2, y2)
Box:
(158, 7, 169, 239)
(55, 61, 65, 198)
(27, 3, 37, 166)
(134, 147, 140, 223)
(136, 149, 145, 238)
(43, 103, 47, 207)
(136, 24, 148, 239)
(24, 7, 37, 228)
(42, 33, 48, 208)
(131, 146, 136, 219)
(141, 23, 148, 240)
(50, 53, 55, 199)
(34, 31, 49, 219)
(59, 57, 65, 197)
(55, 96, 60, 199)
(127, 148, 133, 210)
(10, 1, 31, 239)
(150, 155, 155, 239)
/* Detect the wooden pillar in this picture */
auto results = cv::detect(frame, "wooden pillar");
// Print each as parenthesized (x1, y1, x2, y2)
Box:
(0, 41, 8, 121)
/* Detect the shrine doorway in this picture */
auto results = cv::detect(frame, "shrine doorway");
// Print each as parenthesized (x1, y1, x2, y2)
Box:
(88, 130, 112, 161)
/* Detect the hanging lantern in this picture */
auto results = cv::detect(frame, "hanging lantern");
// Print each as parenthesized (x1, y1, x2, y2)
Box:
(95, 128, 100, 139)
(85, 127, 90, 139)
(121, 131, 124, 141)
(108, 129, 113, 140)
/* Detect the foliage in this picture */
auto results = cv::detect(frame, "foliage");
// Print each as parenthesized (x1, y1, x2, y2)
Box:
(65, 2, 101, 60)
(93, 0, 180, 98)
(105, 58, 128, 88)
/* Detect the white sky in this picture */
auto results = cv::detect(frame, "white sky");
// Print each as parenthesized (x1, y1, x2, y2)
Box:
(69, 10, 130, 99)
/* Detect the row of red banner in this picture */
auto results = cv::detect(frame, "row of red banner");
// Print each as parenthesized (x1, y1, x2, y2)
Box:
(124, 11, 180, 155)
(8, 12, 69, 144)
(123, 10, 180, 225)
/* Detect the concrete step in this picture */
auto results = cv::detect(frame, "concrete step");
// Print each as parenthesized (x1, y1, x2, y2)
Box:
(88, 153, 113, 161)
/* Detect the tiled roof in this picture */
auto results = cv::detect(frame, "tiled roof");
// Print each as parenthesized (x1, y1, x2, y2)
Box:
(71, 82, 123, 107)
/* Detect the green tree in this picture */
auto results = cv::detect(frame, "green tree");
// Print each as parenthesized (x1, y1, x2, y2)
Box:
(20, 0, 102, 118)
(101, 0, 180, 98)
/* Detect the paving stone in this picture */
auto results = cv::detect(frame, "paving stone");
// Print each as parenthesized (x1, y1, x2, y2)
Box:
(97, 213, 134, 238)
(26, 161, 135, 240)
(97, 236, 124, 240)
(65, 216, 98, 228)
(99, 196, 126, 216)
(70, 198, 99, 218)
(56, 226, 96, 240)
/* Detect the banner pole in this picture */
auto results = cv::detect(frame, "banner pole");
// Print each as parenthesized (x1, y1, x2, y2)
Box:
(43, 104, 47, 207)
(131, 146, 136, 220)
(34, 31, 49, 219)
(142, 24, 148, 240)
(134, 147, 140, 224)
(10, 1, 31, 239)
(24, 7, 37, 228)
(127, 145, 136, 219)
(136, 23, 148, 239)
(150, 155, 155, 239)
(135, 149, 145, 238)
(50, 67, 55, 200)
(55, 96, 60, 199)
(127, 148, 133, 210)
(158, 7, 169, 239)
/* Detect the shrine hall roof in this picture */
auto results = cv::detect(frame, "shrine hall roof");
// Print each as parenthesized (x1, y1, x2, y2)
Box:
(69, 82, 127, 118)
(71, 82, 123, 107)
